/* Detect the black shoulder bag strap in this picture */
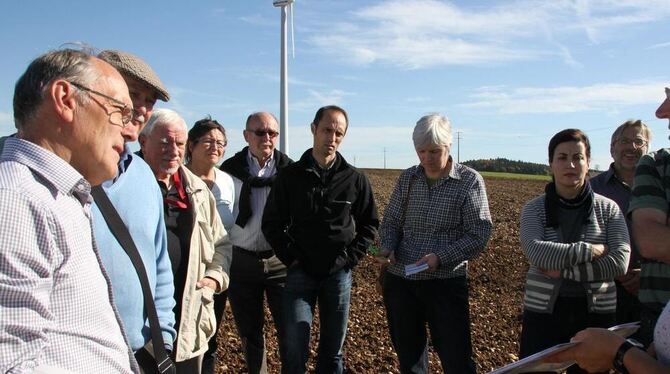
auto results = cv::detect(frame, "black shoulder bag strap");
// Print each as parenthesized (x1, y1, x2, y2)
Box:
(91, 186, 175, 374)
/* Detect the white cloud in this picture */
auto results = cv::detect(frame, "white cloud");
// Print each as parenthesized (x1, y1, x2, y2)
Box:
(462, 80, 666, 114)
(291, 89, 355, 111)
(648, 41, 670, 49)
(239, 14, 274, 27)
(305, 0, 670, 69)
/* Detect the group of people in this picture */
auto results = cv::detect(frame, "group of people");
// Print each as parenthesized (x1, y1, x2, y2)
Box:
(0, 47, 381, 374)
(1, 44, 669, 374)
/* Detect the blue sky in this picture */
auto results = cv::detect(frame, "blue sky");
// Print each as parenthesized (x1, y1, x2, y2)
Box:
(1, 0, 669, 169)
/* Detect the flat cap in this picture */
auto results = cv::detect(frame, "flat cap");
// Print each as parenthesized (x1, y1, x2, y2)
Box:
(98, 49, 170, 102)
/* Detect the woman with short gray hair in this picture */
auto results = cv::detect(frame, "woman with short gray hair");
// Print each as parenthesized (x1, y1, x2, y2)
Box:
(377, 113, 492, 373)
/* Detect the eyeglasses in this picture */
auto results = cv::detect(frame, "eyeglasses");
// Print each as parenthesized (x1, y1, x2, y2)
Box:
(198, 138, 226, 149)
(247, 129, 279, 138)
(69, 81, 133, 128)
(617, 137, 648, 148)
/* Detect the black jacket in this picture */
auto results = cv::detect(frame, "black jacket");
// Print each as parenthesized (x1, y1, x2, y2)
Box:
(261, 149, 379, 278)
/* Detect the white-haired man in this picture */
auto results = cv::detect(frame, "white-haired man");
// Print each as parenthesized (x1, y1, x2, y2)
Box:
(139, 108, 232, 373)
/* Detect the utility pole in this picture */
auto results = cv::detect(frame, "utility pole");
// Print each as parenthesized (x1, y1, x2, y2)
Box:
(383, 147, 386, 169)
(456, 131, 462, 163)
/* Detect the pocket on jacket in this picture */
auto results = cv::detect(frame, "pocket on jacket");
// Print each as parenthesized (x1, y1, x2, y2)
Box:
(195, 286, 216, 351)
(198, 220, 215, 263)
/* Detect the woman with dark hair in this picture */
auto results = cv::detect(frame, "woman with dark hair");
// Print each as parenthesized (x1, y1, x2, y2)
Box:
(519, 128, 630, 373)
(185, 116, 235, 373)
(185, 116, 235, 231)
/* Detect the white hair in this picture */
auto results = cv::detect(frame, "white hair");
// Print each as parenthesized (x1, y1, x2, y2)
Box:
(412, 113, 452, 148)
(141, 108, 187, 137)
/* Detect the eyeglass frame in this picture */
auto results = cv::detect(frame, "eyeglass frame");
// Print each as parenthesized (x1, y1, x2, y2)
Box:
(196, 137, 227, 149)
(245, 129, 280, 138)
(68, 81, 133, 128)
(616, 137, 648, 148)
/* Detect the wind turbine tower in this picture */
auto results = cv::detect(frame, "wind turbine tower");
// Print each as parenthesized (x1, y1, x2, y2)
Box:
(273, 0, 294, 156)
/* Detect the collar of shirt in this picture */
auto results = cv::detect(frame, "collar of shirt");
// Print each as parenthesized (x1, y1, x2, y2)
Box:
(414, 156, 461, 183)
(246, 149, 276, 177)
(102, 144, 134, 188)
(1, 137, 91, 206)
(604, 162, 631, 190)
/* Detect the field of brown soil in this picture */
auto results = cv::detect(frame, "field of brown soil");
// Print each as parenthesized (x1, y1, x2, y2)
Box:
(214, 168, 547, 373)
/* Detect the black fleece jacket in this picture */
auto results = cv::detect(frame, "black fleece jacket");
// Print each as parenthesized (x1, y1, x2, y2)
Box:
(261, 149, 379, 278)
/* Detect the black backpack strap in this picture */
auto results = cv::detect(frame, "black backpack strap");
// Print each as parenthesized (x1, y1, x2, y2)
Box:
(91, 186, 175, 373)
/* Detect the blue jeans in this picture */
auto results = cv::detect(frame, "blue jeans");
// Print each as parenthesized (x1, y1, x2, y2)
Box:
(282, 266, 352, 374)
(383, 273, 475, 374)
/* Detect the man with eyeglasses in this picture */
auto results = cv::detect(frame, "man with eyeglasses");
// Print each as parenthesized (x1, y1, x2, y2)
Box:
(591, 120, 652, 327)
(628, 88, 670, 346)
(0, 48, 137, 372)
(92, 50, 177, 373)
(219, 112, 293, 374)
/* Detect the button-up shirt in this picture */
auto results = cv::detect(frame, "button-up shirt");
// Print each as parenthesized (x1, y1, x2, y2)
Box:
(590, 163, 639, 269)
(380, 161, 493, 279)
(228, 150, 276, 251)
(0, 138, 137, 373)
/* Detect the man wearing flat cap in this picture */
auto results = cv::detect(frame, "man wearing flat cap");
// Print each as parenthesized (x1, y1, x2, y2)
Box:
(92, 49, 177, 373)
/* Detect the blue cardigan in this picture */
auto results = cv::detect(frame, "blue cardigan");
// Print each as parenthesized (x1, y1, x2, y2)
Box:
(92, 149, 176, 351)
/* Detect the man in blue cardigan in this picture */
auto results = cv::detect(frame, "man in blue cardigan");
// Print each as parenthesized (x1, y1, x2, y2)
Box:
(92, 50, 177, 373)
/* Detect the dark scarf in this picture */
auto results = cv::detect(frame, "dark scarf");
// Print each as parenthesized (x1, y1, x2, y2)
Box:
(220, 146, 292, 227)
(544, 181, 594, 228)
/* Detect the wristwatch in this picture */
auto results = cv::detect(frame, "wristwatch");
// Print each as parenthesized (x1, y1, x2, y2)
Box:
(613, 338, 644, 374)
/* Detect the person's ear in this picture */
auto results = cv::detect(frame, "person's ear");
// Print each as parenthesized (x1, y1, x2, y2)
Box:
(51, 80, 78, 123)
(310, 123, 316, 135)
(139, 134, 147, 150)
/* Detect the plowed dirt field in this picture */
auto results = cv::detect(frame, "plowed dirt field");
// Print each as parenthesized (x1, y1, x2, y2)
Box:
(214, 169, 546, 373)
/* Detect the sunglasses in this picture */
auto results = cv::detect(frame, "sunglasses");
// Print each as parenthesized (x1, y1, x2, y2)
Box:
(247, 129, 279, 138)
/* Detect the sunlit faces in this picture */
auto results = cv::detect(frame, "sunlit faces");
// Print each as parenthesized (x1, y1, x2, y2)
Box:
(550, 141, 589, 194)
(142, 122, 187, 177)
(311, 109, 347, 160)
(611, 126, 648, 173)
(190, 129, 226, 166)
(71, 59, 129, 185)
(416, 144, 450, 178)
(243, 112, 279, 161)
(121, 76, 159, 142)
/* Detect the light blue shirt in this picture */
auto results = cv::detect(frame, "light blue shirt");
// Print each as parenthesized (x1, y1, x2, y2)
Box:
(92, 145, 176, 352)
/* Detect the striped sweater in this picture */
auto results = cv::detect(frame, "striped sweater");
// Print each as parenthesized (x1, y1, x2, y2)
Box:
(629, 148, 670, 315)
(520, 193, 630, 313)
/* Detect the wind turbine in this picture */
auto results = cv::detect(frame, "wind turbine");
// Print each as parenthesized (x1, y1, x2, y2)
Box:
(273, 0, 294, 156)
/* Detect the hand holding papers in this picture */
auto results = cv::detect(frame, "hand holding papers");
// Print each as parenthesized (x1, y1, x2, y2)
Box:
(405, 263, 429, 276)
(488, 322, 640, 373)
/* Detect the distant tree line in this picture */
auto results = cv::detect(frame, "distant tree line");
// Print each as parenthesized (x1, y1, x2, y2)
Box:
(462, 158, 550, 175)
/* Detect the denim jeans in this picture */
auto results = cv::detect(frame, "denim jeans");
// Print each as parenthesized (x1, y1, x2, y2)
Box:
(281, 266, 352, 374)
(382, 273, 475, 374)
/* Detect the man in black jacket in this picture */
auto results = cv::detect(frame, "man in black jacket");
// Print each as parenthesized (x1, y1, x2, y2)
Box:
(262, 105, 379, 374)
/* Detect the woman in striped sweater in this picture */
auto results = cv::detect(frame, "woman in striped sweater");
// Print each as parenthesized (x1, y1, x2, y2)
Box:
(519, 129, 630, 373)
